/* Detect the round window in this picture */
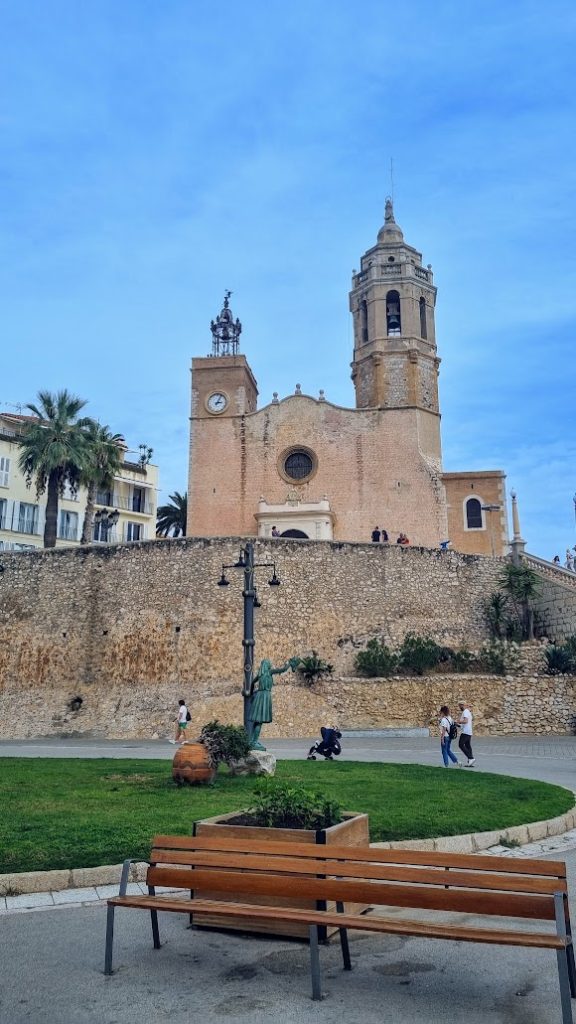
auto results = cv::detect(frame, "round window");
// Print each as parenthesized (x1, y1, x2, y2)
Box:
(284, 450, 313, 481)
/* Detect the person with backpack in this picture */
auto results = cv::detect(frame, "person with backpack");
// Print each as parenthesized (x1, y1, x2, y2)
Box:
(171, 699, 191, 744)
(439, 705, 460, 767)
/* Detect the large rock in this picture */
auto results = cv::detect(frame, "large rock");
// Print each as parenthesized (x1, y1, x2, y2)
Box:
(228, 751, 277, 776)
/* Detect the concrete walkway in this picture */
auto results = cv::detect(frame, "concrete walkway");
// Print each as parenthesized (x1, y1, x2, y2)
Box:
(1, 734, 575, 1023)
(2, 732, 575, 787)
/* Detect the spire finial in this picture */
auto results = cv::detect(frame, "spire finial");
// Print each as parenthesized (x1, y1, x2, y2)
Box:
(385, 196, 395, 224)
(210, 291, 242, 356)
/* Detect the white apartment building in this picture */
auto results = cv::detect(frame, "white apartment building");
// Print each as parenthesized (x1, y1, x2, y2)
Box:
(0, 412, 158, 551)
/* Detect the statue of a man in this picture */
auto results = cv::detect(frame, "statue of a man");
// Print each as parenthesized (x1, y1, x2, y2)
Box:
(247, 657, 300, 750)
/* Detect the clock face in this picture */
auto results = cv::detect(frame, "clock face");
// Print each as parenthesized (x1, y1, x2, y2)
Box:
(206, 391, 228, 414)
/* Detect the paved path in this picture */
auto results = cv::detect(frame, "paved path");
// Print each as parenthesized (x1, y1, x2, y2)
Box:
(2, 733, 575, 787)
(1, 734, 575, 1023)
(1, 848, 575, 1024)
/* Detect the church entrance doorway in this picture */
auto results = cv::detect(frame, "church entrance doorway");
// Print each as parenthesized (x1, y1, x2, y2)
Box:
(280, 529, 309, 539)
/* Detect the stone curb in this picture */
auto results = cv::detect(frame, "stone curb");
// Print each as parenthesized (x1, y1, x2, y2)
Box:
(372, 804, 576, 854)
(2, 804, 575, 897)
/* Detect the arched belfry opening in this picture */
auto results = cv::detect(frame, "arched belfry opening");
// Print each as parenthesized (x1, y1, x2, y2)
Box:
(386, 290, 401, 336)
(360, 299, 368, 343)
(419, 296, 427, 339)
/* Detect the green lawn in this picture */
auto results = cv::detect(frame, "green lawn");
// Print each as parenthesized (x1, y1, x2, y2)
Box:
(0, 758, 573, 874)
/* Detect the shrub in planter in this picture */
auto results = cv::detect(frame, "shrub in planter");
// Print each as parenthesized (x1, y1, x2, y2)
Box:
(198, 720, 252, 769)
(249, 780, 342, 830)
(355, 638, 399, 677)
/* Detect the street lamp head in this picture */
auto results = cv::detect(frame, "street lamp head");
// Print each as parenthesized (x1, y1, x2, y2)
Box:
(109, 509, 120, 526)
(233, 553, 247, 569)
(268, 571, 281, 587)
(217, 571, 230, 587)
(253, 590, 262, 608)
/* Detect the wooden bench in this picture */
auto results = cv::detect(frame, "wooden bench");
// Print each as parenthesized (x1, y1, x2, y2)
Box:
(105, 834, 576, 1023)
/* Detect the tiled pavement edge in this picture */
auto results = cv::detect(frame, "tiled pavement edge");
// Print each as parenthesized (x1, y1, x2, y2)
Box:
(2, 803, 576, 916)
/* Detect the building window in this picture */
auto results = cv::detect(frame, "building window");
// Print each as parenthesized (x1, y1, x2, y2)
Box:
(386, 290, 401, 335)
(360, 299, 368, 343)
(0, 456, 10, 487)
(465, 497, 484, 529)
(0, 497, 6, 528)
(18, 502, 38, 535)
(419, 297, 427, 339)
(96, 488, 114, 506)
(126, 522, 142, 542)
(93, 520, 113, 542)
(284, 451, 313, 481)
(58, 510, 78, 542)
(132, 487, 145, 513)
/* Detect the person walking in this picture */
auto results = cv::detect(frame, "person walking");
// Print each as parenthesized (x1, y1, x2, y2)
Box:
(457, 701, 475, 766)
(170, 699, 189, 744)
(439, 705, 459, 767)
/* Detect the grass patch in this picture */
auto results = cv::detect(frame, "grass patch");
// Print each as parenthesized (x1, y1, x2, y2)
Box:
(0, 758, 572, 874)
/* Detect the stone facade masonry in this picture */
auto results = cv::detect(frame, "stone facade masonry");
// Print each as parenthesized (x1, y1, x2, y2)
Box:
(0, 537, 574, 739)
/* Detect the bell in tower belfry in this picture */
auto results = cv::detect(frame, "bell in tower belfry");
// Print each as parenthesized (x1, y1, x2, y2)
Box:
(349, 199, 439, 414)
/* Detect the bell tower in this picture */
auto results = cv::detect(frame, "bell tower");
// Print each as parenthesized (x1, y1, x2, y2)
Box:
(349, 200, 440, 414)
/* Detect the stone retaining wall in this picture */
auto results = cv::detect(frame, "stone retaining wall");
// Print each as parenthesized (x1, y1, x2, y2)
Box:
(0, 537, 574, 738)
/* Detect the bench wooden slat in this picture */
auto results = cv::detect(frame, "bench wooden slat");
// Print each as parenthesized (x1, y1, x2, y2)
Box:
(146, 865, 557, 920)
(108, 894, 568, 950)
(149, 849, 567, 895)
(152, 834, 568, 878)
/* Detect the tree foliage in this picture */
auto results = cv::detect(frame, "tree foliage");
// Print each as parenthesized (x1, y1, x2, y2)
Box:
(18, 390, 92, 548)
(156, 491, 187, 537)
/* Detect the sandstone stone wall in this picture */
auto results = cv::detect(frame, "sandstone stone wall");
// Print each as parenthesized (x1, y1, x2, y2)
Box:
(0, 537, 574, 739)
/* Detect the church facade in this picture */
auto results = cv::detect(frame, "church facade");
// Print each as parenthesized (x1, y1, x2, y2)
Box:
(187, 202, 507, 555)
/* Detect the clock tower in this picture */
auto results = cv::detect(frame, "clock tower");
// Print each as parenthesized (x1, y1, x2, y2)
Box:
(190, 292, 258, 421)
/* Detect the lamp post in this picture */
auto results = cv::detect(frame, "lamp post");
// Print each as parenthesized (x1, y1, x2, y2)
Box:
(94, 508, 120, 543)
(217, 541, 281, 731)
(481, 504, 501, 558)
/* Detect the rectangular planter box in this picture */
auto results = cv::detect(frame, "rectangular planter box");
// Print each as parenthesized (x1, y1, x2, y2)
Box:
(192, 810, 370, 939)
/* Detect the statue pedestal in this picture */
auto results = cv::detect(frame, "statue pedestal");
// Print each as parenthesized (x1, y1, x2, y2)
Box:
(228, 751, 277, 776)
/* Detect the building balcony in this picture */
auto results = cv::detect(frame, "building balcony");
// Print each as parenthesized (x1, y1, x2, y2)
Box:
(95, 494, 154, 515)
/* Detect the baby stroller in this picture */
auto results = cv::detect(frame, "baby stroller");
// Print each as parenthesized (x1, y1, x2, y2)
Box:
(306, 726, 342, 760)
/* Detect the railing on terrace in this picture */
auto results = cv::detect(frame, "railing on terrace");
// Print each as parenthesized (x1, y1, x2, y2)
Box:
(57, 526, 79, 542)
(524, 552, 576, 590)
(95, 494, 154, 515)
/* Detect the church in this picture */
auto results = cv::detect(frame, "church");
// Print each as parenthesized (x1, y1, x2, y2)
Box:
(187, 201, 507, 556)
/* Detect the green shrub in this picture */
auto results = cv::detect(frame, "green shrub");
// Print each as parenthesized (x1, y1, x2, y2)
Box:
(449, 648, 476, 672)
(249, 780, 342, 830)
(297, 651, 334, 685)
(399, 632, 443, 675)
(479, 639, 520, 675)
(544, 644, 576, 675)
(199, 720, 252, 768)
(355, 638, 399, 677)
(484, 592, 509, 639)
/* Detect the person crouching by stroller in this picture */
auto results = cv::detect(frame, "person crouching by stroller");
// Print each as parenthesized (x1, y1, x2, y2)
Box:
(307, 726, 342, 760)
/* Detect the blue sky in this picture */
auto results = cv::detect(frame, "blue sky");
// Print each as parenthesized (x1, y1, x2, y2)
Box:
(2, 1, 575, 559)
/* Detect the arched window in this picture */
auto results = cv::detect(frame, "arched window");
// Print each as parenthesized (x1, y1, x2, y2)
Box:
(360, 299, 368, 343)
(465, 497, 483, 529)
(419, 297, 427, 339)
(386, 290, 401, 335)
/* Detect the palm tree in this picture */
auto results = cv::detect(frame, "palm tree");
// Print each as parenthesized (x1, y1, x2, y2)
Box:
(80, 422, 125, 544)
(499, 562, 541, 640)
(156, 491, 187, 537)
(18, 390, 91, 548)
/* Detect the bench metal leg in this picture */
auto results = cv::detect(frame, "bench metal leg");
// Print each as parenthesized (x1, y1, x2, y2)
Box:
(336, 901, 351, 971)
(147, 885, 161, 949)
(104, 905, 115, 975)
(555, 893, 574, 1023)
(309, 925, 322, 1001)
(567, 942, 576, 999)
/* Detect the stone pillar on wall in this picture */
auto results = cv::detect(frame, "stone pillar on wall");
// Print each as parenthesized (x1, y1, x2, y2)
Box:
(510, 490, 526, 566)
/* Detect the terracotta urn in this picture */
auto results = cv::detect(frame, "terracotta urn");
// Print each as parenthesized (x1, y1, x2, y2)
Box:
(172, 741, 215, 785)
